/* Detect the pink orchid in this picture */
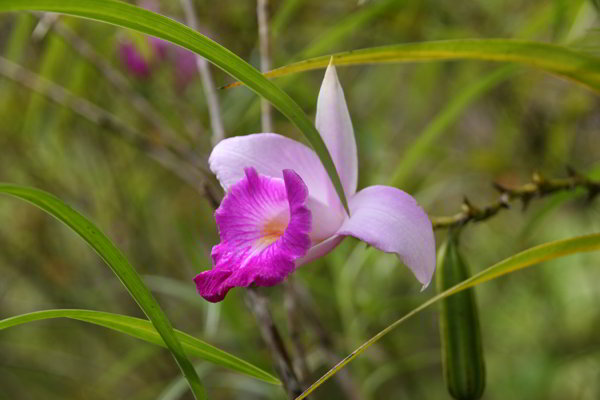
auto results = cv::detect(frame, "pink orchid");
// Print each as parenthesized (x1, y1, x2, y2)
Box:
(195, 64, 436, 302)
(118, 0, 196, 85)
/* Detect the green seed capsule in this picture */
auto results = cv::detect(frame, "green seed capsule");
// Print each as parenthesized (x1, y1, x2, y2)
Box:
(437, 232, 486, 400)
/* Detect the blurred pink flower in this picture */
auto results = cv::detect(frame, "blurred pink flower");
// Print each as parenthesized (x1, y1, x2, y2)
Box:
(119, 40, 152, 78)
(118, 0, 196, 86)
(195, 64, 436, 302)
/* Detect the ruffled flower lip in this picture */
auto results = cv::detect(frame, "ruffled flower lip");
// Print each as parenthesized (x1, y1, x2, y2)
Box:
(194, 167, 312, 302)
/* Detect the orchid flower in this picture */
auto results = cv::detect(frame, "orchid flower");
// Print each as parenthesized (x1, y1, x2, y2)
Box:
(195, 64, 436, 302)
(118, 0, 196, 85)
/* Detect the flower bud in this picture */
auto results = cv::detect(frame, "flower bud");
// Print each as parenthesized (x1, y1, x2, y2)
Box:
(436, 231, 486, 400)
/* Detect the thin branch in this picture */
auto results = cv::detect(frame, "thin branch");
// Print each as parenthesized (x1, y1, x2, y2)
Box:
(31, 12, 59, 41)
(245, 288, 305, 399)
(288, 281, 365, 400)
(180, 0, 226, 146)
(257, 0, 273, 132)
(284, 282, 310, 385)
(0, 55, 207, 196)
(431, 170, 600, 230)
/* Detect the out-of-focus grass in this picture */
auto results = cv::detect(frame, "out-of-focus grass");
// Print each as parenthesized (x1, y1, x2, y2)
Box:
(0, 0, 599, 399)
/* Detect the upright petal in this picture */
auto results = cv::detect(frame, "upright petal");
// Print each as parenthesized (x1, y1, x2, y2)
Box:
(337, 186, 436, 287)
(316, 63, 358, 198)
(209, 133, 345, 241)
(195, 167, 312, 302)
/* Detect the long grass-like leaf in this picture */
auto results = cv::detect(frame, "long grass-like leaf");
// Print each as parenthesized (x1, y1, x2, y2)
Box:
(0, 184, 206, 399)
(0, 309, 280, 385)
(295, 232, 600, 399)
(225, 39, 600, 92)
(0, 0, 349, 213)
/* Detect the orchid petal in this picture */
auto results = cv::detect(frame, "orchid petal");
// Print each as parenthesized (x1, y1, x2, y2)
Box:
(209, 134, 328, 200)
(209, 133, 345, 233)
(297, 235, 345, 266)
(195, 167, 312, 302)
(337, 186, 436, 287)
(316, 63, 358, 198)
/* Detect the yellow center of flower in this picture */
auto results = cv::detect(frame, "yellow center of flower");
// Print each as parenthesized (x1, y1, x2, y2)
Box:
(255, 216, 288, 249)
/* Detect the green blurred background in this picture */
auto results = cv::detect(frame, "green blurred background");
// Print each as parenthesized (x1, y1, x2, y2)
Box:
(1, 0, 599, 399)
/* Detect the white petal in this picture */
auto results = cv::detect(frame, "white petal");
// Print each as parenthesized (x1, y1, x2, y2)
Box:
(316, 63, 358, 198)
(297, 235, 345, 266)
(210, 133, 332, 205)
(337, 186, 436, 287)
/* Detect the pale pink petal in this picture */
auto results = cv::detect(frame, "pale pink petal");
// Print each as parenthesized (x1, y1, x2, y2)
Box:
(297, 235, 345, 266)
(305, 196, 345, 243)
(337, 186, 436, 287)
(209, 133, 345, 241)
(209, 134, 326, 201)
(195, 168, 312, 302)
(315, 64, 358, 198)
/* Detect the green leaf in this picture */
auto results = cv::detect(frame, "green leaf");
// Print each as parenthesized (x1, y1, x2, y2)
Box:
(0, 0, 349, 213)
(0, 309, 280, 386)
(227, 39, 600, 93)
(296, 232, 600, 399)
(0, 184, 205, 399)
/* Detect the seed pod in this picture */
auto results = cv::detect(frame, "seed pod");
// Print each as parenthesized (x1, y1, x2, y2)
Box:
(437, 231, 485, 400)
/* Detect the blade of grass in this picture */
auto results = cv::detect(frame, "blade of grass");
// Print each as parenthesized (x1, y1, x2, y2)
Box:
(0, 184, 206, 399)
(224, 39, 600, 92)
(295, 232, 600, 399)
(0, 309, 280, 385)
(0, 0, 349, 213)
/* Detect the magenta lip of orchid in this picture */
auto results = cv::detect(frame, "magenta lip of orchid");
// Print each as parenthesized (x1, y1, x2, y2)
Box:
(195, 64, 436, 302)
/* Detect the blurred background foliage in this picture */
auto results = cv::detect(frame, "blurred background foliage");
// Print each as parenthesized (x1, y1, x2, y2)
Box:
(0, 0, 599, 399)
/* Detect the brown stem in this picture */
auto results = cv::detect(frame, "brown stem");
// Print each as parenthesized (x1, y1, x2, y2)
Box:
(431, 170, 600, 230)
(288, 281, 365, 400)
(245, 288, 305, 399)
(284, 282, 311, 384)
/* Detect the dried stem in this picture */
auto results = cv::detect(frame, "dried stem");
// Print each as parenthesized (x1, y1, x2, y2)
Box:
(257, 0, 273, 132)
(288, 281, 365, 400)
(245, 288, 305, 399)
(180, 0, 226, 146)
(31, 12, 59, 41)
(284, 282, 311, 385)
(431, 170, 600, 230)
